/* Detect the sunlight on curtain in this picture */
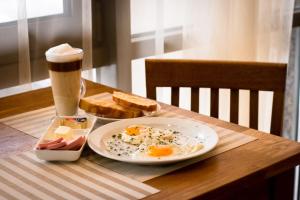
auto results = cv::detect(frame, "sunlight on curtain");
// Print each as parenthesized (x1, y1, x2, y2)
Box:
(17, 0, 31, 85)
(82, 0, 93, 69)
(182, 0, 293, 62)
(181, 0, 294, 133)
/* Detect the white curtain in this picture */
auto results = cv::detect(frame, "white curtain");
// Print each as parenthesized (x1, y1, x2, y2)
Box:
(17, 0, 31, 84)
(182, 0, 293, 62)
(150, 0, 295, 135)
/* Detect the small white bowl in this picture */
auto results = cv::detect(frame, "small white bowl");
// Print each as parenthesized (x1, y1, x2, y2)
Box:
(34, 116, 96, 161)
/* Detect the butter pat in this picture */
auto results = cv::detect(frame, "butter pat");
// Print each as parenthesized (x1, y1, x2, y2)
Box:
(60, 117, 88, 129)
(54, 126, 73, 140)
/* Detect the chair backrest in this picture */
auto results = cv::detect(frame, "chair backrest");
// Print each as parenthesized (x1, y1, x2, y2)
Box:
(145, 59, 287, 136)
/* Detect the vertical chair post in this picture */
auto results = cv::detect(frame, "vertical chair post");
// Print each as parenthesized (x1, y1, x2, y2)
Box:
(230, 89, 239, 124)
(210, 88, 219, 118)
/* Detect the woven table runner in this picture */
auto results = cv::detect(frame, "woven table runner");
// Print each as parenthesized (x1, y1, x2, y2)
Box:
(0, 93, 257, 183)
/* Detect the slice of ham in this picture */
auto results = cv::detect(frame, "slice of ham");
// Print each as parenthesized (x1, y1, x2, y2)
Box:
(58, 136, 85, 150)
(36, 136, 85, 150)
(37, 137, 64, 149)
(46, 140, 67, 150)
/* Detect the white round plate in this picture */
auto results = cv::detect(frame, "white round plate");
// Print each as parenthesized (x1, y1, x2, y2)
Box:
(86, 104, 161, 122)
(88, 117, 219, 165)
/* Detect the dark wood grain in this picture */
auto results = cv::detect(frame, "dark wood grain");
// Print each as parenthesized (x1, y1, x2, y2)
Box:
(210, 88, 219, 118)
(191, 87, 199, 112)
(171, 87, 179, 107)
(269, 169, 295, 200)
(145, 59, 286, 136)
(249, 90, 259, 130)
(146, 77, 157, 100)
(271, 91, 285, 135)
(145, 59, 286, 90)
(0, 80, 299, 200)
(230, 89, 239, 124)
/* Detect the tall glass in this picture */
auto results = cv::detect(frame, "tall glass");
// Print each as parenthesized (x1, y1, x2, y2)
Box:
(45, 44, 85, 116)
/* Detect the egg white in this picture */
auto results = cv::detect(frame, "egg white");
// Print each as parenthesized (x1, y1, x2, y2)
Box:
(106, 124, 204, 158)
(121, 125, 151, 145)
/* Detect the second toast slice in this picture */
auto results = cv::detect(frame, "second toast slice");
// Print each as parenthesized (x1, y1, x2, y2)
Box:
(79, 93, 143, 119)
(112, 91, 158, 112)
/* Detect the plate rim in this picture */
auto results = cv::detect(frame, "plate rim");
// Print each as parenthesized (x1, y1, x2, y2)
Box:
(87, 117, 219, 164)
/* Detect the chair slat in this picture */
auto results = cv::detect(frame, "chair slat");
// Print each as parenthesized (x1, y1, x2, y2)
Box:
(210, 88, 219, 118)
(146, 86, 157, 100)
(191, 87, 199, 112)
(171, 87, 179, 107)
(271, 91, 284, 136)
(249, 90, 259, 129)
(230, 89, 239, 124)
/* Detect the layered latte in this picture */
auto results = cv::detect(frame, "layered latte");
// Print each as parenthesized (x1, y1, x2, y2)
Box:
(45, 44, 84, 116)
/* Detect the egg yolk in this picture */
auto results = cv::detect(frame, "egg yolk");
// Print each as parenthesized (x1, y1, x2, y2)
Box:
(125, 126, 141, 136)
(148, 145, 173, 157)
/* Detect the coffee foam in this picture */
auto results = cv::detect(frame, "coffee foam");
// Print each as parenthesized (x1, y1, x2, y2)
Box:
(45, 43, 83, 63)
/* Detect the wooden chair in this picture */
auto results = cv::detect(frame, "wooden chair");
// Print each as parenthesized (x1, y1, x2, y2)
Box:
(145, 59, 287, 136)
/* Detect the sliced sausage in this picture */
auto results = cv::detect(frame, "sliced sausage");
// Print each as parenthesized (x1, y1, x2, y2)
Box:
(37, 137, 64, 149)
(46, 140, 67, 150)
(58, 136, 85, 150)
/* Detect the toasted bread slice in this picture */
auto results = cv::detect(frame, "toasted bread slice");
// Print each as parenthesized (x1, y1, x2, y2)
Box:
(112, 91, 157, 112)
(79, 95, 143, 119)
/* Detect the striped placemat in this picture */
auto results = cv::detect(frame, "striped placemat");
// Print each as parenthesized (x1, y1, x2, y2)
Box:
(0, 151, 159, 200)
(0, 93, 257, 183)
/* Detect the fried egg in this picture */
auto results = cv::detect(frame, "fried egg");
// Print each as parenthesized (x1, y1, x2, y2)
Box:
(105, 124, 204, 159)
(148, 145, 173, 157)
(121, 125, 150, 145)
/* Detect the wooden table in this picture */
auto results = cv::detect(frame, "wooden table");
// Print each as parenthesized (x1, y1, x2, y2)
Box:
(1, 80, 300, 200)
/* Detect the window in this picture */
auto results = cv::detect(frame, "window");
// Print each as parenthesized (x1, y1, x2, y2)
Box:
(0, 0, 113, 89)
(0, 0, 73, 89)
(0, 0, 64, 24)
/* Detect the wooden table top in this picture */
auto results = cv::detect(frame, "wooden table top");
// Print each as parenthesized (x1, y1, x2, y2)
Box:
(1, 80, 300, 200)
